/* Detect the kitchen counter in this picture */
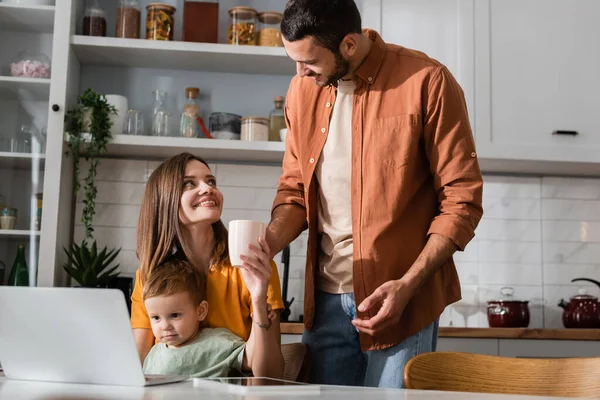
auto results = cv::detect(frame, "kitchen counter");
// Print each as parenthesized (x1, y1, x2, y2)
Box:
(281, 323, 600, 341)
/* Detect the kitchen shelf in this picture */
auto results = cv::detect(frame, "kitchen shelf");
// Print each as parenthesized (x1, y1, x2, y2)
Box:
(281, 323, 600, 341)
(71, 36, 296, 75)
(0, 152, 45, 169)
(71, 134, 286, 163)
(0, 76, 51, 101)
(0, 230, 41, 239)
(0, 3, 55, 34)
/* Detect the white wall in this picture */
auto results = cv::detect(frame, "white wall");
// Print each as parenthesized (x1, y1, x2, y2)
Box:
(74, 159, 600, 327)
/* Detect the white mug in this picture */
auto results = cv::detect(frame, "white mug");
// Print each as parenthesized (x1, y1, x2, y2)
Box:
(228, 220, 267, 267)
(105, 95, 129, 137)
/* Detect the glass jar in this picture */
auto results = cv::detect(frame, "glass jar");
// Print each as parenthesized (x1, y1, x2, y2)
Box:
(258, 11, 283, 47)
(241, 117, 269, 141)
(228, 6, 257, 45)
(209, 112, 241, 140)
(269, 96, 285, 141)
(116, 0, 141, 39)
(146, 3, 176, 41)
(180, 87, 201, 138)
(183, 1, 219, 43)
(10, 51, 51, 78)
(151, 90, 170, 136)
(82, 0, 107, 37)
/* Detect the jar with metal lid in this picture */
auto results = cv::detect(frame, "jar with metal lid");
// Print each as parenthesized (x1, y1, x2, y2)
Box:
(241, 117, 269, 141)
(228, 6, 257, 45)
(146, 3, 176, 41)
(258, 11, 283, 47)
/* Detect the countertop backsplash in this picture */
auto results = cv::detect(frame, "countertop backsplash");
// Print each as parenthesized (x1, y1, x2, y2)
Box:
(73, 159, 600, 329)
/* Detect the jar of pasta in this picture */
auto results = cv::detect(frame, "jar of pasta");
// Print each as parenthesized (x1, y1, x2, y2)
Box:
(228, 6, 257, 45)
(241, 117, 269, 141)
(146, 3, 176, 41)
(258, 11, 283, 47)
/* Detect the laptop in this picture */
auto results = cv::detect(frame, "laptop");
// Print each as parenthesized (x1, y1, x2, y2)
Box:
(0, 286, 185, 387)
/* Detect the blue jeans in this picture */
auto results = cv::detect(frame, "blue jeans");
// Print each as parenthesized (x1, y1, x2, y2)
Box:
(302, 290, 439, 388)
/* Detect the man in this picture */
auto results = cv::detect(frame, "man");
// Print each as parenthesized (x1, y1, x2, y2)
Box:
(266, 0, 483, 388)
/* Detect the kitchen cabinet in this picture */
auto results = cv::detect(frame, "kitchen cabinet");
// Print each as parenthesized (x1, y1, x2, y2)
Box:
(2, 0, 299, 286)
(474, 0, 600, 172)
(380, 0, 475, 132)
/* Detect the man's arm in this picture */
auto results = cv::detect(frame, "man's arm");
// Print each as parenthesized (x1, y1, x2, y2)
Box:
(267, 100, 308, 257)
(267, 204, 306, 257)
(352, 66, 483, 335)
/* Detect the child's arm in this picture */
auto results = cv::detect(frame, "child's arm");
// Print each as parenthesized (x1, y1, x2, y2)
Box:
(242, 296, 283, 378)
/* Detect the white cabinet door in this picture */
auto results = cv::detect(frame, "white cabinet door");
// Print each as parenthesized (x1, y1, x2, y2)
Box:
(37, 0, 80, 287)
(381, 0, 475, 131)
(475, 0, 600, 165)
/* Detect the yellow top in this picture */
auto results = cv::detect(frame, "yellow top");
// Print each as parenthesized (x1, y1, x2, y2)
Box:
(130, 260, 285, 341)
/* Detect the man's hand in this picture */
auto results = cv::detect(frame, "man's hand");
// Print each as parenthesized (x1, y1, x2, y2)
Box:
(351, 279, 414, 336)
(351, 234, 458, 336)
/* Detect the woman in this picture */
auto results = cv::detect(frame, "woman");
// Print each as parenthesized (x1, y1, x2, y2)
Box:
(130, 152, 284, 377)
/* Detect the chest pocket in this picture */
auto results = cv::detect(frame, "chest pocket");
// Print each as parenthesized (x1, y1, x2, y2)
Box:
(370, 114, 421, 170)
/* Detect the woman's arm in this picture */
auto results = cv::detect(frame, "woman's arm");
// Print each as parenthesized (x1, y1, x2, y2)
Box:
(130, 269, 155, 363)
(243, 299, 283, 378)
(238, 237, 284, 378)
(133, 328, 155, 364)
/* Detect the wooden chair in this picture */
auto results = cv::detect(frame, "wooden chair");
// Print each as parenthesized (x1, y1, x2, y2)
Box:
(281, 343, 311, 383)
(404, 351, 600, 398)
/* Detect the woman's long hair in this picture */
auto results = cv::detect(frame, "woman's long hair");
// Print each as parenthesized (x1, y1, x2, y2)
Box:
(137, 153, 229, 283)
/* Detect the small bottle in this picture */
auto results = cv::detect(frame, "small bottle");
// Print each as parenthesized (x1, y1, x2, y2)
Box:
(116, 0, 141, 39)
(35, 193, 43, 231)
(82, 0, 107, 37)
(8, 244, 29, 287)
(180, 87, 201, 138)
(268, 96, 286, 142)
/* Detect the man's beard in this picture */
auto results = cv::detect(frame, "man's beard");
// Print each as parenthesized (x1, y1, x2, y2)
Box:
(318, 51, 351, 87)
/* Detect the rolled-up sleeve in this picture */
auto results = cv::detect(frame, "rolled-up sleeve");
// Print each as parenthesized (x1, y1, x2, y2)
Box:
(424, 66, 483, 251)
(271, 93, 306, 213)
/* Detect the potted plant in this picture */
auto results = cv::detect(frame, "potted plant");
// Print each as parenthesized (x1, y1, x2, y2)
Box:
(63, 88, 121, 288)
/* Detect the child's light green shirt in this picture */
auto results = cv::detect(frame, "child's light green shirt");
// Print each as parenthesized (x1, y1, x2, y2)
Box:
(143, 327, 246, 378)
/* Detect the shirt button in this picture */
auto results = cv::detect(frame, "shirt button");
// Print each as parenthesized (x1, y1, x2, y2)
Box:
(326, 102, 332, 107)
(309, 158, 315, 163)
(367, 77, 373, 82)
(471, 152, 477, 158)
(321, 128, 326, 133)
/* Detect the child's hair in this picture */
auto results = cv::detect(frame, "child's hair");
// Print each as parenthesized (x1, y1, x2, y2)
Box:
(142, 258, 207, 305)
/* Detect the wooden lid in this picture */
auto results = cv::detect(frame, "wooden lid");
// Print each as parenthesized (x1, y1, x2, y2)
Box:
(186, 87, 200, 98)
(147, 3, 176, 13)
(229, 6, 258, 18)
(241, 116, 269, 124)
(258, 11, 283, 23)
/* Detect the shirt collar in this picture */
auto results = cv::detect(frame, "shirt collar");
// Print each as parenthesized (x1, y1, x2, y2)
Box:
(354, 29, 387, 85)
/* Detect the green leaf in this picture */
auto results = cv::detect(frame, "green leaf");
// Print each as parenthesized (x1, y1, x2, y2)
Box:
(90, 240, 97, 260)
(79, 242, 92, 268)
(82, 268, 96, 287)
(98, 265, 120, 281)
(99, 247, 121, 273)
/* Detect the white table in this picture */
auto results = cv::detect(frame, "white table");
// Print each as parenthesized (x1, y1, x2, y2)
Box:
(0, 377, 569, 400)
